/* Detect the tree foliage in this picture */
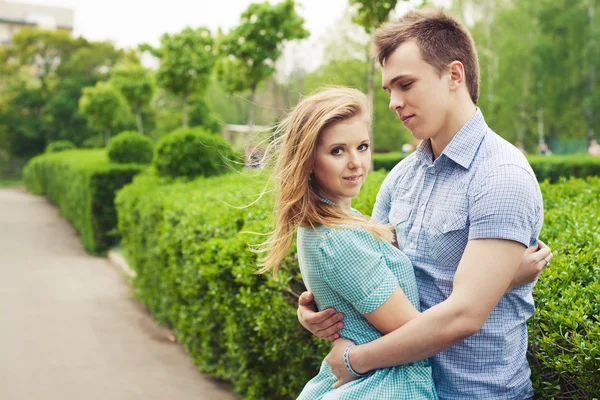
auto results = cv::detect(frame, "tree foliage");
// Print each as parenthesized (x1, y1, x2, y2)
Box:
(79, 81, 129, 144)
(216, 0, 309, 145)
(141, 27, 216, 127)
(111, 63, 155, 134)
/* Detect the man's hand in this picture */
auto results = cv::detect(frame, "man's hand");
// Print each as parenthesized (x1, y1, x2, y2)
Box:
(509, 240, 553, 290)
(325, 338, 360, 389)
(297, 291, 344, 341)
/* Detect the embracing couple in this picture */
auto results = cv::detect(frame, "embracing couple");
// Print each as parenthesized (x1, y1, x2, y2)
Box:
(258, 8, 552, 400)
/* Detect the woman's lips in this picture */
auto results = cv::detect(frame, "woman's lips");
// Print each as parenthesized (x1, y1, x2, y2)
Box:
(343, 175, 362, 182)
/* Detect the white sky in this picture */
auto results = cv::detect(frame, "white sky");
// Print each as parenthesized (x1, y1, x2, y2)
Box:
(14, 0, 347, 48)
(9, 0, 451, 74)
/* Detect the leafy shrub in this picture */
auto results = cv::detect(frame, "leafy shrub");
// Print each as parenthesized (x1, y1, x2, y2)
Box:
(529, 177, 600, 398)
(527, 155, 600, 182)
(81, 135, 105, 149)
(153, 127, 239, 179)
(23, 149, 145, 254)
(45, 140, 76, 153)
(372, 153, 600, 182)
(108, 131, 154, 164)
(116, 168, 600, 399)
(372, 152, 407, 171)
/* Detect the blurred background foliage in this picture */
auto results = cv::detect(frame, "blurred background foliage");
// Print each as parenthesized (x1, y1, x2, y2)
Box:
(1, 0, 599, 175)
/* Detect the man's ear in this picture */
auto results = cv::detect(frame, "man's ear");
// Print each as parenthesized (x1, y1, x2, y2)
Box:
(448, 61, 465, 91)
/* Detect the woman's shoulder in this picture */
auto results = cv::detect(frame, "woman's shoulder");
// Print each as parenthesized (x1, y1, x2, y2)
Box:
(318, 225, 381, 256)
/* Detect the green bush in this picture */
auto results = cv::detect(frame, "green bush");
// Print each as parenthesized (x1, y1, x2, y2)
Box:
(23, 149, 145, 254)
(527, 155, 600, 182)
(115, 169, 600, 399)
(372, 153, 600, 182)
(81, 135, 105, 149)
(153, 127, 239, 179)
(372, 152, 407, 171)
(45, 140, 76, 153)
(108, 131, 154, 164)
(529, 177, 600, 398)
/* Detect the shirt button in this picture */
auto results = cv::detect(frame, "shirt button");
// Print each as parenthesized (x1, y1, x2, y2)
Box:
(410, 242, 416, 248)
(420, 205, 425, 211)
(443, 224, 448, 230)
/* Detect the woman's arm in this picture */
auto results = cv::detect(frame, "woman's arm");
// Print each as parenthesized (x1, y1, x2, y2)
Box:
(364, 287, 420, 334)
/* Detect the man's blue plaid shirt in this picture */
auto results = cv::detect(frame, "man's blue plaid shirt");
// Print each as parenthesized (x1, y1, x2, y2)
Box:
(373, 109, 543, 399)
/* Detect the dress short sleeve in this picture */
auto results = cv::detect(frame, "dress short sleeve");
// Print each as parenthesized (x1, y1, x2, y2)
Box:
(318, 227, 398, 314)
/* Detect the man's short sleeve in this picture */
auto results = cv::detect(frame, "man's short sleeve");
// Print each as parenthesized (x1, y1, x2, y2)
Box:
(319, 228, 398, 314)
(469, 164, 542, 247)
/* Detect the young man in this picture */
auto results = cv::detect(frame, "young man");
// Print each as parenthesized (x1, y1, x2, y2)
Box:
(297, 9, 552, 399)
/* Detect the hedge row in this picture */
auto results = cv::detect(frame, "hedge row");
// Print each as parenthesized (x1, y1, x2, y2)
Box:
(373, 153, 600, 182)
(115, 169, 600, 399)
(528, 176, 600, 397)
(23, 150, 145, 254)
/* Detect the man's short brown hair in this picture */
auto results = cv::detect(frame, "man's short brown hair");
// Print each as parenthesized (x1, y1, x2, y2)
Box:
(373, 8, 480, 104)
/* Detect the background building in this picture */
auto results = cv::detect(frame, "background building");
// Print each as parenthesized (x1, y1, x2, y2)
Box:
(0, 0, 73, 45)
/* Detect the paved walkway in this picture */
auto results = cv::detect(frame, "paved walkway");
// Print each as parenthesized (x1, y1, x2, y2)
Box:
(0, 188, 240, 400)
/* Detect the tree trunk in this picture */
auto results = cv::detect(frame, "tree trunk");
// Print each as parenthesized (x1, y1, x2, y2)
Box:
(484, 0, 496, 107)
(104, 128, 110, 146)
(182, 91, 189, 128)
(519, 38, 532, 149)
(368, 54, 376, 170)
(586, 3, 596, 146)
(136, 104, 144, 134)
(537, 80, 545, 148)
(246, 85, 257, 165)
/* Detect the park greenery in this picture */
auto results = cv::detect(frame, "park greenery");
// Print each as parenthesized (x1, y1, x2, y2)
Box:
(2, 0, 600, 175)
(4, 0, 600, 398)
(22, 146, 600, 398)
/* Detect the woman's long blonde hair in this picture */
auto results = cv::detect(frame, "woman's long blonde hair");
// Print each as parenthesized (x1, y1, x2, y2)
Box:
(257, 87, 394, 279)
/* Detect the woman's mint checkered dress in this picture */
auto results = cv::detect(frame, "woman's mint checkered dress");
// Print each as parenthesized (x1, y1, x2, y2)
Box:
(296, 212, 438, 400)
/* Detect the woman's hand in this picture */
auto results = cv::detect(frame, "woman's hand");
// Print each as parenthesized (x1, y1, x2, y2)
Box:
(509, 240, 553, 290)
(297, 291, 344, 341)
(326, 338, 362, 389)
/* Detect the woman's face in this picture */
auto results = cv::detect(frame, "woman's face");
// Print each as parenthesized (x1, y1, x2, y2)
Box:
(313, 115, 371, 208)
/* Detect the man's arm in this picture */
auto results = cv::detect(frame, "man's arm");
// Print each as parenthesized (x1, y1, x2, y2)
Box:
(327, 238, 524, 378)
(299, 240, 551, 343)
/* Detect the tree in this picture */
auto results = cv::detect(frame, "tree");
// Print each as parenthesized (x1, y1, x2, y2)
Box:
(348, 0, 400, 150)
(216, 0, 309, 157)
(111, 63, 155, 134)
(140, 27, 216, 127)
(1, 27, 87, 94)
(44, 41, 126, 145)
(79, 81, 129, 145)
(0, 75, 45, 158)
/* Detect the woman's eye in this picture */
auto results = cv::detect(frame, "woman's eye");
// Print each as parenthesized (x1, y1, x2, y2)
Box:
(402, 82, 413, 90)
(358, 144, 369, 151)
(331, 147, 344, 156)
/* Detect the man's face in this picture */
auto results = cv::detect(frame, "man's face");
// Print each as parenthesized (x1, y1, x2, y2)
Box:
(382, 40, 451, 141)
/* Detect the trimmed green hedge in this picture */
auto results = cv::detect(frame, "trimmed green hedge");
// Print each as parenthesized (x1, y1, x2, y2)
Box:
(107, 131, 154, 164)
(23, 149, 145, 254)
(45, 140, 76, 153)
(373, 153, 600, 182)
(529, 177, 600, 398)
(373, 152, 407, 171)
(115, 169, 600, 399)
(527, 155, 600, 183)
(154, 127, 239, 179)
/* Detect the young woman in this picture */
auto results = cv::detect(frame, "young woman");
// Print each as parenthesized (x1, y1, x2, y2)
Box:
(257, 87, 438, 399)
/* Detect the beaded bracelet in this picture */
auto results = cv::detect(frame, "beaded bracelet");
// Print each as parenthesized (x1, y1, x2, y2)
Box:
(343, 345, 368, 377)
